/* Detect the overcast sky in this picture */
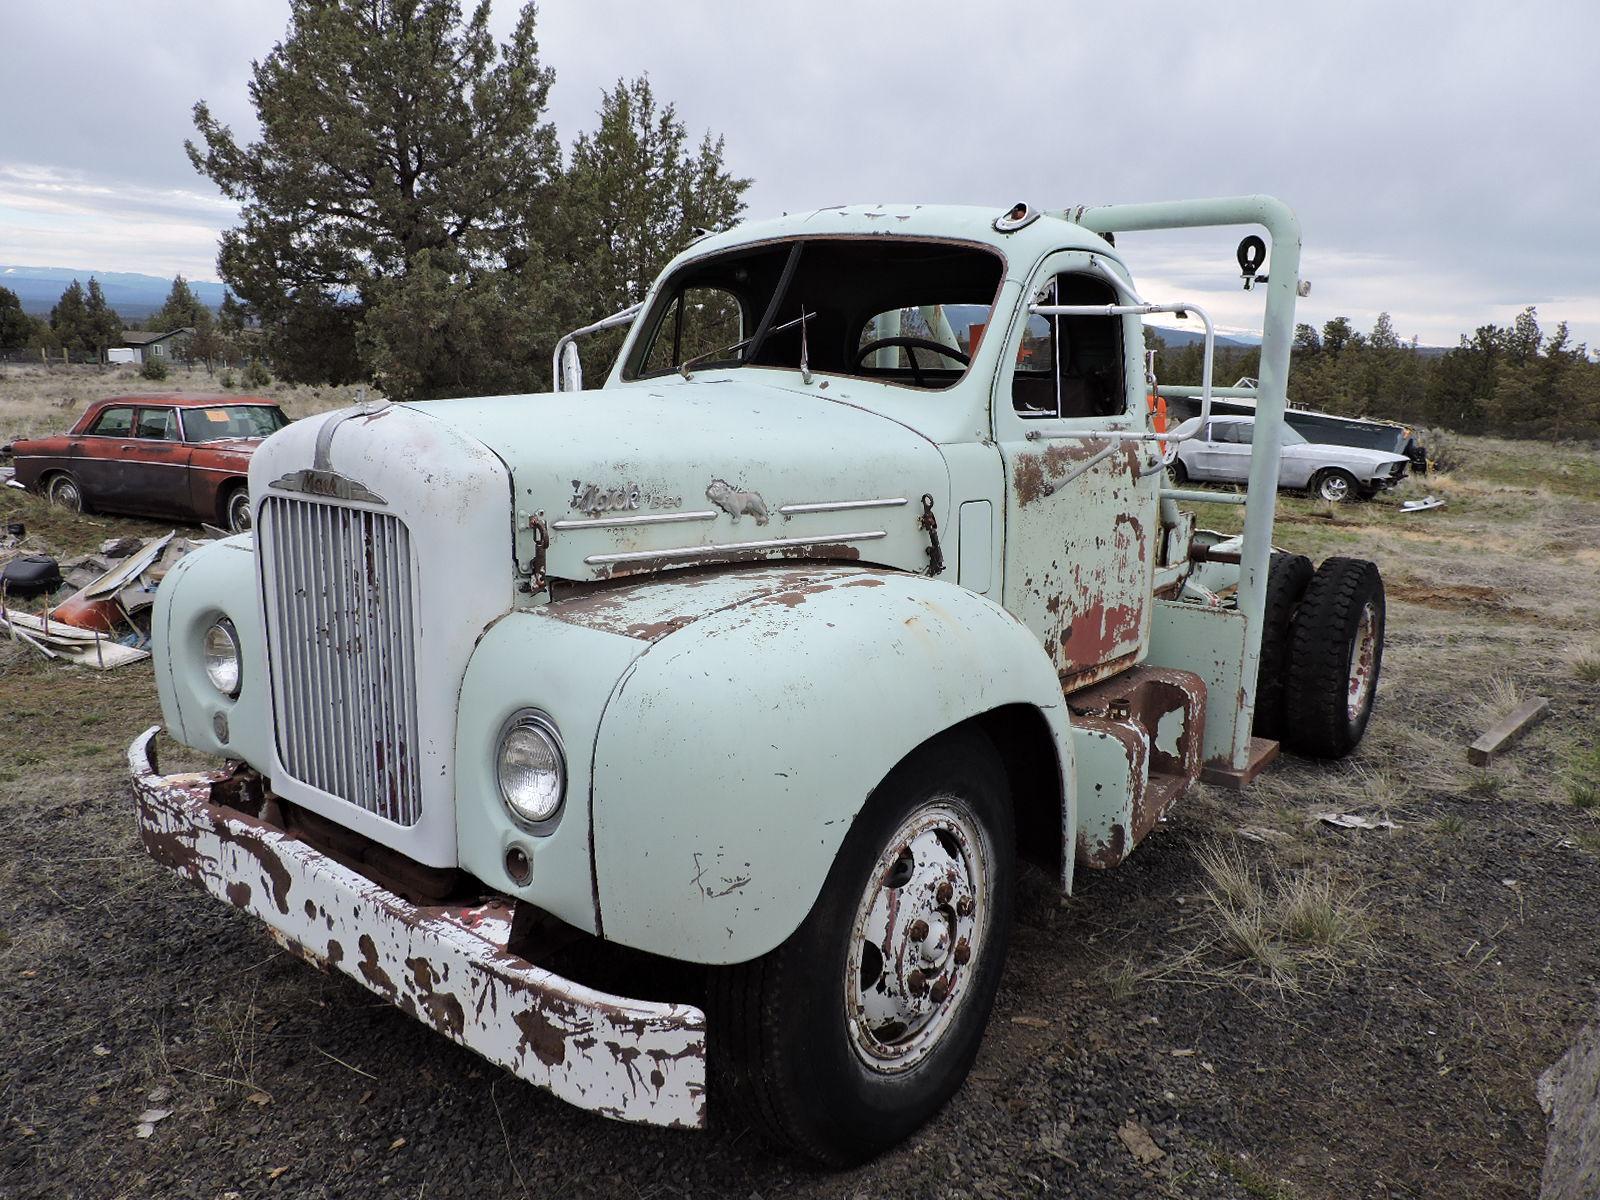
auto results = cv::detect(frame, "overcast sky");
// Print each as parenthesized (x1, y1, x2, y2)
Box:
(2, 1, 1596, 348)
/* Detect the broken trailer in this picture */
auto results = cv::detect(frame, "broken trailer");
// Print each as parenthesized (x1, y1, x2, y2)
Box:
(130, 195, 1384, 1163)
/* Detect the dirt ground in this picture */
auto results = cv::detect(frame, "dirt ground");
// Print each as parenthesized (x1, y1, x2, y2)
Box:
(2, 421, 1598, 1200)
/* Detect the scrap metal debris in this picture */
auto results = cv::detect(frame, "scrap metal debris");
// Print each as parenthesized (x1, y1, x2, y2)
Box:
(1400, 496, 1446, 513)
(1316, 812, 1400, 831)
(0, 531, 213, 670)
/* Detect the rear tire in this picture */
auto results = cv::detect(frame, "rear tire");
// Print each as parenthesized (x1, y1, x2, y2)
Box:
(1168, 458, 1189, 486)
(707, 729, 1015, 1165)
(45, 472, 88, 513)
(1252, 552, 1314, 739)
(1282, 557, 1385, 759)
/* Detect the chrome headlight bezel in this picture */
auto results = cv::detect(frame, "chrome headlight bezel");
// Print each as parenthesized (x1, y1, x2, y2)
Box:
(202, 617, 242, 699)
(495, 709, 567, 832)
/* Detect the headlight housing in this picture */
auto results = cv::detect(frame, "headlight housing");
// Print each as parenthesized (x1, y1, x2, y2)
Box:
(202, 618, 242, 698)
(496, 710, 566, 829)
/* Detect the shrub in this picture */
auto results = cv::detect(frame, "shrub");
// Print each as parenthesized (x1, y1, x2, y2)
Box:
(140, 356, 169, 381)
(219, 369, 236, 389)
(243, 358, 271, 388)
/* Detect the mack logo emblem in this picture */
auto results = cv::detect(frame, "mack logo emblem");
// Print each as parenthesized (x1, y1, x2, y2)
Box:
(571, 480, 642, 516)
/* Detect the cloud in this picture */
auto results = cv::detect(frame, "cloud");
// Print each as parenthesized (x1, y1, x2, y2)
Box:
(0, 0, 1596, 347)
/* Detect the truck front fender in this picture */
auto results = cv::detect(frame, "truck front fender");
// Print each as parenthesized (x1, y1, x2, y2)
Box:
(580, 565, 1075, 965)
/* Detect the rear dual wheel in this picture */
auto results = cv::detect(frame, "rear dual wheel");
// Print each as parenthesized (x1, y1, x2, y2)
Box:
(709, 729, 1014, 1165)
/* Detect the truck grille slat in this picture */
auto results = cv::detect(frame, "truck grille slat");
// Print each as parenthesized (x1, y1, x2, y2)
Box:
(261, 495, 423, 826)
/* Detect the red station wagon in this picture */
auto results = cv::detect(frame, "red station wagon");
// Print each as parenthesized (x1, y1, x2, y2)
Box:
(6, 395, 289, 533)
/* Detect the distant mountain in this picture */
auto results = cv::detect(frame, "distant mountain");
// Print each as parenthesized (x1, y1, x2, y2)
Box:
(0, 265, 229, 320)
(1146, 326, 1260, 350)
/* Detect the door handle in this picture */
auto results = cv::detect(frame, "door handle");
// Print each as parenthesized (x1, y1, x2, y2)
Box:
(120, 444, 136, 450)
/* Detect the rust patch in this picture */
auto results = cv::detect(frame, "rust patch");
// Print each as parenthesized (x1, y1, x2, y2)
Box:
(514, 1004, 569, 1068)
(405, 955, 467, 1041)
(225, 880, 252, 908)
(1012, 439, 1111, 506)
(358, 934, 395, 997)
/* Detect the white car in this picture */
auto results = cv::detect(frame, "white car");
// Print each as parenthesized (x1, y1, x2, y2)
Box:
(1169, 414, 1409, 502)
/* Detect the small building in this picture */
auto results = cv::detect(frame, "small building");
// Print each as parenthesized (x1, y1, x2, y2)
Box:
(109, 327, 193, 365)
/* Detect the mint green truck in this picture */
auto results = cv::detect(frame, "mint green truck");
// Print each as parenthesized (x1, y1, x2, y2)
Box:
(131, 195, 1385, 1163)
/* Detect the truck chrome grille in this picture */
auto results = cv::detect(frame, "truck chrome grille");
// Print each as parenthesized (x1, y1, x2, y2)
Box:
(260, 495, 423, 825)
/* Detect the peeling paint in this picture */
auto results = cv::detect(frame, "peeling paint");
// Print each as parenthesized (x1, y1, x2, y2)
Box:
(128, 727, 707, 1130)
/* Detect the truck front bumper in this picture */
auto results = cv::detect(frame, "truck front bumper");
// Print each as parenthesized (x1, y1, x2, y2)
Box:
(128, 727, 707, 1129)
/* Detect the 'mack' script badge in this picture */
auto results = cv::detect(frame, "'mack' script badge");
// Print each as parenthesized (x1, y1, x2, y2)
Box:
(571, 480, 642, 517)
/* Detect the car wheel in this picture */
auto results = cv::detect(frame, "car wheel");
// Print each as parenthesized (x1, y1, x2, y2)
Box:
(1168, 458, 1189, 486)
(1311, 469, 1358, 503)
(45, 473, 87, 513)
(224, 486, 252, 533)
(707, 728, 1014, 1165)
(1252, 551, 1315, 740)
(1281, 557, 1385, 759)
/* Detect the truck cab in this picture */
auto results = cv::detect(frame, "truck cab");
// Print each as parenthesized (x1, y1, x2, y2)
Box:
(132, 196, 1385, 1163)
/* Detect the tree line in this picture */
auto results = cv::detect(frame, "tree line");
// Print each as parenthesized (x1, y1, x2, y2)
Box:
(1150, 308, 1600, 442)
(0, 274, 249, 365)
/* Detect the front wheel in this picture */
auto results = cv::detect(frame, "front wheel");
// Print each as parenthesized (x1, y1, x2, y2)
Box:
(223, 486, 252, 533)
(1311, 468, 1359, 503)
(1167, 457, 1189, 486)
(708, 729, 1015, 1164)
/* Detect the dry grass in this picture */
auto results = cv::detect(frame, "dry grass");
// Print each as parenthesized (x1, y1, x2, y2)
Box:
(1568, 641, 1600, 684)
(0, 363, 371, 441)
(1194, 844, 1374, 991)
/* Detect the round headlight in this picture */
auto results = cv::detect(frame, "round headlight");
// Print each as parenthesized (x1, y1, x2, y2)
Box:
(203, 618, 241, 698)
(496, 711, 566, 828)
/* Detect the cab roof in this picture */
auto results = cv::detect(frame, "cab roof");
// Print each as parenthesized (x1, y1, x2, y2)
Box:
(677, 203, 1122, 281)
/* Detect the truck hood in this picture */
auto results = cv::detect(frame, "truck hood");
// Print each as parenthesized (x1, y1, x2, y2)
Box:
(402, 378, 951, 582)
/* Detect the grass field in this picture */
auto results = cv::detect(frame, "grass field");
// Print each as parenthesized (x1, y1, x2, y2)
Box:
(1, 392, 1598, 1197)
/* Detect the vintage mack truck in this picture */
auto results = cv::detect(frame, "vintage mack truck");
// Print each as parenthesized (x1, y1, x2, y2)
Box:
(131, 195, 1385, 1164)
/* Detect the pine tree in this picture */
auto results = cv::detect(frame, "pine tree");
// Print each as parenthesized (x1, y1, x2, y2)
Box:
(149, 275, 206, 332)
(83, 278, 124, 356)
(187, 0, 562, 387)
(49, 280, 91, 354)
(0, 286, 30, 350)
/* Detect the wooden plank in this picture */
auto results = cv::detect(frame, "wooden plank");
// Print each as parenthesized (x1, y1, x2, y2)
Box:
(1467, 697, 1550, 766)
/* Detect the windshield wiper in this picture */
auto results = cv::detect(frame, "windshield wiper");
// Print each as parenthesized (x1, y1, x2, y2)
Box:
(679, 308, 817, 379)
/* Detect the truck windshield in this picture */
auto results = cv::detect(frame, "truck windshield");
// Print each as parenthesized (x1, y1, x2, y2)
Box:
(624, 238, 1005, 390)
(182, 405, 290, 442)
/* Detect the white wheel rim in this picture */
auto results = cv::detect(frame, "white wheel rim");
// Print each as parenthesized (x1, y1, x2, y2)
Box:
(844, 800, 991, 1073)
(1347, 601, 1379, 722)
(1322, 475, 1350, 502)
(51, 479, 79, 509)
(230, 493, 252, 531)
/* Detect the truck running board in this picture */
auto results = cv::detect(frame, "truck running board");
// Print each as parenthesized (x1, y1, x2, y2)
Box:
(1065, 666, 1207, 868)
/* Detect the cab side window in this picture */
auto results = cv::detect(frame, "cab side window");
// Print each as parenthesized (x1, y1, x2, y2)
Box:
(135, 408, 176, 440)
(89, 407, 134, 436)
(1011, 274, 1126, 420)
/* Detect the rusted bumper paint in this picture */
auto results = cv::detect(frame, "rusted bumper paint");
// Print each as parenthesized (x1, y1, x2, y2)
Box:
(128, 726, 707, 1129)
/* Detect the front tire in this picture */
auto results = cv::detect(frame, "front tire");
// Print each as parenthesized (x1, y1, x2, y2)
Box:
(45, 472, 87, 513)
(1311, 468, 1358, 503)
(1282, 557, 1385, 759)
(1168, 457, 1189, 486)
(223, 485, 252, 533)
(708, 729, 1015, 1164)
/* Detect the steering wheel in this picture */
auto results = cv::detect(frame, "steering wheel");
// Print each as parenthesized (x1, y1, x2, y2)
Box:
(854, 336, 970, 387)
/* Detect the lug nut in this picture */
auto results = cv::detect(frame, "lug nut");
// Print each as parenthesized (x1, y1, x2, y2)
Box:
(906, 969, 927, 996)
(930, 979, 950, 1004)
(957, 895, 974, 916)
(953, 938, 971, 965)
(936, 881, 953, 903)
(908, 919, 929, 942)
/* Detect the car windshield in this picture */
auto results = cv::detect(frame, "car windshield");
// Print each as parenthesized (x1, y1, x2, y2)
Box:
(183, 405, 289, 442)
(624, 238, 1005, 390)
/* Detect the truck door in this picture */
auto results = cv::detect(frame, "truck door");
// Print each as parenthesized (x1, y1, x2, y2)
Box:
(992, 254, 1160, 690)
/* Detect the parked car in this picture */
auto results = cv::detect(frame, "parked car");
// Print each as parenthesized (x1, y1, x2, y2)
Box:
(5, 395, 289, 532)
(1166, 389, 1429, 473)
(1168, 413, 1409, 501)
